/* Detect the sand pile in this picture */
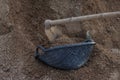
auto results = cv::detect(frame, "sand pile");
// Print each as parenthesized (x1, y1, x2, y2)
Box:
(0, 0, 120, 80)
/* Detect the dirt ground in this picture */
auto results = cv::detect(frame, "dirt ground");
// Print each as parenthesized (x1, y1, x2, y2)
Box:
(0, 0, 120, 80)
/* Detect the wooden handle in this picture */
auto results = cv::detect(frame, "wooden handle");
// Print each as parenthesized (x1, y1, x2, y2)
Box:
(45, 11, 120, 28)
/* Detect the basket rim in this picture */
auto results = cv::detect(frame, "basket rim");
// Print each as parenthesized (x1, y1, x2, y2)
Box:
(44, 41, 95, 52)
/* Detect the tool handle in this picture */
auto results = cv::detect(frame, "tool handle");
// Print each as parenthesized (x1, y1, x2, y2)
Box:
(45, 11, 120, 29)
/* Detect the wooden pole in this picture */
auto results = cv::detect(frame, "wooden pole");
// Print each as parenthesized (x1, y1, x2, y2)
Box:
(45, 11, 120, 29)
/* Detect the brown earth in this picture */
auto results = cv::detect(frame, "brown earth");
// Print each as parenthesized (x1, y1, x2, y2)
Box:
(0, 0, 120, 80)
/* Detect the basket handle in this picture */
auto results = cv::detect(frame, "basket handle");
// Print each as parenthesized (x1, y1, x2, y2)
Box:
(35, 45, 45, 59)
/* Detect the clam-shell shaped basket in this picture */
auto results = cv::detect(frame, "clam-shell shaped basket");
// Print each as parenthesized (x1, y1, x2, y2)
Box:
(35, 31, 95, 70)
